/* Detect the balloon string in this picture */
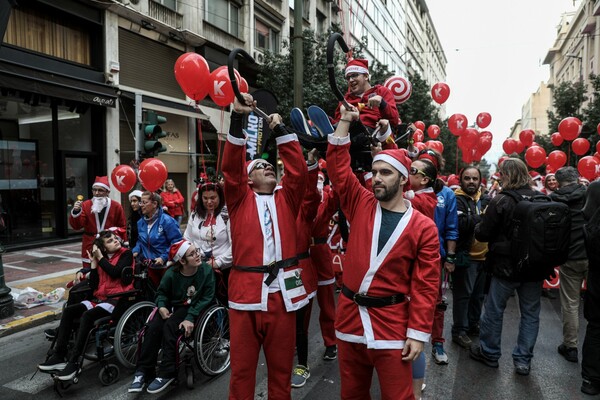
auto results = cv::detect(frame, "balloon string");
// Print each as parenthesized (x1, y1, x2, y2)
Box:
(216, 108, 225, 176)
(197, 118, 206, 175)
(455, 145, 459, 175)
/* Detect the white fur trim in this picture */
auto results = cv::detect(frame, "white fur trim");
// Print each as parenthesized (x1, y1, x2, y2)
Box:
(174, 241, 192, 262)
(375, 124, 392, 142)
(345, 65, 369, 76)
(404, 190, 415, 200)
(128, 190, 143, 201)
(372, 154, 409, 177)
(92, 182, 110, 191)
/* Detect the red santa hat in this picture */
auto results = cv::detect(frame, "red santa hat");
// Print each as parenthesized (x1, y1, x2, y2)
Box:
(92, 176, 110, 191)
(128, 190, 143, 201)
(491, 172, 501, 181)
(529, 171, 542, 181)
(345, 59, 369, 77)
(317, 171, 325, 182)
(246, 159, 273, 175)
(417, 149, 440, 169)
(372, 149, 413, 197)
(447, 174, 460, 190)
(169, 239, 193, 263)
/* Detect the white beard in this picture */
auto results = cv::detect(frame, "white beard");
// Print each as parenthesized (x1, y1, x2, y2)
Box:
(91, 197, 108, 214)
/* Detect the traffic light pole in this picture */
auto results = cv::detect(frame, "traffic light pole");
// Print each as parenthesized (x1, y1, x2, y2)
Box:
(135, 92, 143, 162)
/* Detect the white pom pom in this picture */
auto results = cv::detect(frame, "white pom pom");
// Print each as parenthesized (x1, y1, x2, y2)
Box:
(404, 190, 415, 200)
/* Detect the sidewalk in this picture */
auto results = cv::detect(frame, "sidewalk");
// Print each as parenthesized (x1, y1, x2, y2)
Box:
(0, 242, 82, 337)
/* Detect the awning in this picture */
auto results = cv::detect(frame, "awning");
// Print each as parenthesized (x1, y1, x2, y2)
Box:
(0, 60, 118, 107)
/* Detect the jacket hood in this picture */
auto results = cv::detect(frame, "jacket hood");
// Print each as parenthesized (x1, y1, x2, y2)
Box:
(551, 183, 586, 204)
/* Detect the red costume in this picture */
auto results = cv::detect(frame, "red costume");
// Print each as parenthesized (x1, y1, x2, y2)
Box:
(222, 126, 309, 400)
(333, 84, 399, 129)
(160, 189, 185, 218)
(327, 136, 440, 400)
(409, 188, 438, 221)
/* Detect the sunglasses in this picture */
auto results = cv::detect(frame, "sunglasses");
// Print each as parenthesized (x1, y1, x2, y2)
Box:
(409, 167, 427, 177)
(252, 163, 273, 172)
(345, 73, 362, 81)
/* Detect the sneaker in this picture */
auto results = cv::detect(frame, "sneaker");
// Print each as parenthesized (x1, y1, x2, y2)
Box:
(558, 344, 578, 362)
(431, 342, 449, 365)
(452, 334, 472, 349)
(38, 354, 67, 371)
(469, 345, 499, 368)
(291, 365, 310, 388)
(44, 328, 58, 340)
(129, 371, 146, 393)
(323, 345, 337, 361)
(307, 105, 335, 137)
(582, 378, 600, 395)
(514, 363, 531, 376)
(56, 362, 80, 381)
(146, 377, 175, 394)
(290, 108, 320, 138)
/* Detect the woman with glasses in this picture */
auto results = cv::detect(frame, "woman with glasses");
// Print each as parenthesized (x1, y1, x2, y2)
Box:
(128, 239, 215, 394)
(184, 182, 232, 304)
(131, 191, 182, 266)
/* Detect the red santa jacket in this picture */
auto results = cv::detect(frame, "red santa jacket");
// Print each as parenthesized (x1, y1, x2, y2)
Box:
(222, 131, 309, 312)
(409, 188, 438, 221)
(333, 84, 400, 129)
(94, 247, 134, 300)
(327, 135, 440, 349)
(161, 190, 185, 217)
(310, 186, 340, 284)
(296, 165, 321, 297)
(69, 199, 127, 265)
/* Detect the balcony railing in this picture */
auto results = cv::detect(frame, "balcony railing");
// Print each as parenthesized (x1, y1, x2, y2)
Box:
(148, 1, 183, 30)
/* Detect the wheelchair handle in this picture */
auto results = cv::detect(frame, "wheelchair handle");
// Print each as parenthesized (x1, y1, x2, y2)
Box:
(327, 33, 352, 111)
(227, 48, 270, 120)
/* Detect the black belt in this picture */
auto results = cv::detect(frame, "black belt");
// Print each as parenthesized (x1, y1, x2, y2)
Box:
(234, 257, 298, 286)
(341, 285, 406, 308)
(310, 237, 327, 246)
(297, 251, 310, 260)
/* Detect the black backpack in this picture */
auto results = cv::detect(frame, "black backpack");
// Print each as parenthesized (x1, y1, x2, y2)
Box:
(503, 190, 571, 276)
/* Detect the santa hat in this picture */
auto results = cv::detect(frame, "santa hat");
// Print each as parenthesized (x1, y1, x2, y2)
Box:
(372, 149, 413, 198)
(529, 171, 542, 181)
(92, 176, 110, 191)
(128, 190, 143, 201)
(246, 159, 273, 175)
(447, 174, 460, 190)
(317, 171, 325, 181)
(345, 59, 369, 77)
(491, 172, 501, 181)
(169, 239, 192, 263)
(417, 149, 440, 169)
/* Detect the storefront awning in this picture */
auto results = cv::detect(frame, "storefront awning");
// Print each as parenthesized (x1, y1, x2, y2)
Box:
(0, 60, 118, 107)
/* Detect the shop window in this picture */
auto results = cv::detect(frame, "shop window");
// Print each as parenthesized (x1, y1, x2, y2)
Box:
(255, 19, 280, 53)
(205, 0, 240, 37)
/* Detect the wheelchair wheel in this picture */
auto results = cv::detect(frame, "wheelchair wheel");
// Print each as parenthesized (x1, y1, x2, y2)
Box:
(185, 365, 194, 389)
(98, 364, 120, 386)
(194, 305, 230, 376)
(113, 301, 155, 370)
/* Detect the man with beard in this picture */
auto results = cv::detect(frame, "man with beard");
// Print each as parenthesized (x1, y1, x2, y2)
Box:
(327, 105, 440, 399)
(69, 176, 127, 269)
(452, 167, 488, 349)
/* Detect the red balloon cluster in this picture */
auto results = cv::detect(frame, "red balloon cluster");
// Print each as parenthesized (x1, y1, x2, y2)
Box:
(110, 165, 137, 193)
(425, 140, 444, 154)
(431, 82, 450, 104)
(455, 127, 493, 164)
(174, 52, 248, 107)
(138, 159, 168, 192)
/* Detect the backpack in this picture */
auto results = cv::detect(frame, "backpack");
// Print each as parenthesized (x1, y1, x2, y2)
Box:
(503, 190, 571, 276)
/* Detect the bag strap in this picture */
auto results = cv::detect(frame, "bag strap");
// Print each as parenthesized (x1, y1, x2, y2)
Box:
(501, 190, 524, 203)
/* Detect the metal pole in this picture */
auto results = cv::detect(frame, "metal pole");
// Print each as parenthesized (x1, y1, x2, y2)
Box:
(135, 93, 143, 161)
(0, 243, 15, 318)
(293, 0, 303, 108)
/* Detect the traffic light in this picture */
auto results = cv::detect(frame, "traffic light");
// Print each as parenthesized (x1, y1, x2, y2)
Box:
(142, 110, 167, 158)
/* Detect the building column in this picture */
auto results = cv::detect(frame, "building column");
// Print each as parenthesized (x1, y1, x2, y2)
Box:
(104, 11, 121, 202)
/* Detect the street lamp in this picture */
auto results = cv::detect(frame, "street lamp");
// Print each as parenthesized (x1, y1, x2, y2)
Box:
(566, 53, 583, 82)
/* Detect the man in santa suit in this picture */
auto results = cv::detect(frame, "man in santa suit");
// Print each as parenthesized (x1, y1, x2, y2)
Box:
(69, 176, 127, 270)
(222, 93, 310, 400)
(327, 105, 440, 400)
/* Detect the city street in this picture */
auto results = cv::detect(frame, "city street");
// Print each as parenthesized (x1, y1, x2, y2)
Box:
(0, 288, 592, 400)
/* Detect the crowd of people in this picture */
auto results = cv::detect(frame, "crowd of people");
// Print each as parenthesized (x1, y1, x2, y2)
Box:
(36, 58, 600, 400)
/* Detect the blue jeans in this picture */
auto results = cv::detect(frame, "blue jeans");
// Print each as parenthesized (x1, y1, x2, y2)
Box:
(479, 276, 543, 366)
(452, 260, 486, 336)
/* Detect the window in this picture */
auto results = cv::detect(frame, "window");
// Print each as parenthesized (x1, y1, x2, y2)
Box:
(255, 19, 280, 53)
(156, 0, 176, 10)
(317, 11, 326, 35)
(205, 0, 240, 37)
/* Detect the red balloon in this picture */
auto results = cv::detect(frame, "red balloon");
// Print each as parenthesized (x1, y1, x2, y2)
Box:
(461, 149, 472, 164)
(476, 112, 492, 129)
(558, 117, 582, 141)
(551, 132, 564, 147)
(519, 129, 535, 147)
(431, 82, 450, 104)
(597, 123, 600, 135)
(597, 141, 600, 154)
(578, 156, 599, 180)
(514, 140, 525, 154)
(414, 142, 426, 152)
(478, 137, 492, 154)
(524, 146, 547, 168)
(110, 165, 136, 193)
(547, 150, 567, 170)
(427, 124, 441, 139)
(414, 121, 425, 132)
(572, 138, 591, 156)
(174, 53, 210, 102)
(480, 131, 493, 141)
(425, 140, 444, 154)
(448, 113, 468, 136)
(462, 128, 479, 149)
(209, 66, 236, 107)
(502, 138, 517, 154)
(412, 129, 424, 143)
(138, 159, 168, 192)
(239, 77, 249, 93)
(594, 152, 600, 162)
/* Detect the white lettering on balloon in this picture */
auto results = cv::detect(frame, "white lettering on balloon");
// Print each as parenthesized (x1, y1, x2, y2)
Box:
(116, 175, 125, 186)
(456, 120, 464, 130)
(213, 81, 226, 97)
(434, 88, 442, 99)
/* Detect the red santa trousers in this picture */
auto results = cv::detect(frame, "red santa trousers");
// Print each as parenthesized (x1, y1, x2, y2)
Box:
(313, 245, 337, 348)
(431, 261, 446, 344)
(228, 291, 295, 400)
(338, 340, 414, 400)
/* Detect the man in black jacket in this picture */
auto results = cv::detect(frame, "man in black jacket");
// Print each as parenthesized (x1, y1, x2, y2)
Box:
(470, 158, 546, 376)
(551, 167, 588, 363)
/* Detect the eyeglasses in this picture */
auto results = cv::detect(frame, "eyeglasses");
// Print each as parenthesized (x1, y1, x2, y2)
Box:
(185, 248, 201, 258)
(409, 167, 427, 177)
(345, 73, 361, 81)
(252, 163, 273, 172)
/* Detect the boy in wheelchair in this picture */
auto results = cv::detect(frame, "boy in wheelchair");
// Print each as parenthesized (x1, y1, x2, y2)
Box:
(38, 230, 134, 380)
(129, 239, 215, 394)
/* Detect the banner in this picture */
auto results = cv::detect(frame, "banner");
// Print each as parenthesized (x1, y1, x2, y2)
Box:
(244, 89, 278, 160)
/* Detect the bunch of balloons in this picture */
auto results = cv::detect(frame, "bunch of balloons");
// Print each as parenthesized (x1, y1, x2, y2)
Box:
(110, 159, 169, 193)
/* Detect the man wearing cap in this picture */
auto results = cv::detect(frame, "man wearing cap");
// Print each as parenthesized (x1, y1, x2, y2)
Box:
(327, 105, 440, 399)
(222, 94, 311, 399)
(333, 58, 400, 130)
(69, 176, 127, 269)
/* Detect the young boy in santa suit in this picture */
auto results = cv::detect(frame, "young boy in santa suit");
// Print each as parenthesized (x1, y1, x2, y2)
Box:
(327, 104, 440, 399)
(222, 93, 310, 400)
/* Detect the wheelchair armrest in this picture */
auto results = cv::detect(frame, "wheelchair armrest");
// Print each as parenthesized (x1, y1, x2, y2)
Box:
(121, 266, 134, 286)
(105, 289, 140, 299)
(93, 315, 113, 326)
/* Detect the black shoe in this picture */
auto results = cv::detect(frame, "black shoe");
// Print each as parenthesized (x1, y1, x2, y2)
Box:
(469, 345, 499, 368)
(542, 289, 557, 299)
(558, 344, 578, 362)
(452, 334, 473, 349)
(56, 362, 80, 381)
(582, 378, 600, 395)
(514, 363, 531, 376)
(44, 328, 58, 340)
(323, 345, 337, 361)
(38, 354, 67, 371)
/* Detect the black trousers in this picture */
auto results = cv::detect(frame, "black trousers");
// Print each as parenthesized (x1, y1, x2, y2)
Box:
(54, 303, 111, 363)
(295, 298, 314, 366)
(582, 320, 600, 384)
(136, 306, 188, 378)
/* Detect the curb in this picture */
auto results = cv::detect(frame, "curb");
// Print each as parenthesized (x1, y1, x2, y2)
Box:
(0, 306, 63, 338)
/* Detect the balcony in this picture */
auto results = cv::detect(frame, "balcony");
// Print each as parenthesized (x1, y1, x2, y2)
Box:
(148, 0, 183, 30)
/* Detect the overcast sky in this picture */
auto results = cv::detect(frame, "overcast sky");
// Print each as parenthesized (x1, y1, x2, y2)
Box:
(426, 0, 578, 166)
